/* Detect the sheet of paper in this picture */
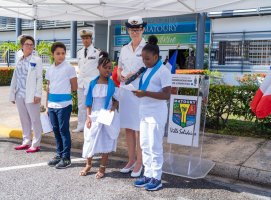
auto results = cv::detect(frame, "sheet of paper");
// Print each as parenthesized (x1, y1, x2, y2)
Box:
(40, 113, 53, 134)
(120, 83, 137, 91)
(96, 109, 115, 126)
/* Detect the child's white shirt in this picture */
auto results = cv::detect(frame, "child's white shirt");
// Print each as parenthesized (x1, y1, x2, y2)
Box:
(139, 65, 171, 124)
(45, 61, 77, 108)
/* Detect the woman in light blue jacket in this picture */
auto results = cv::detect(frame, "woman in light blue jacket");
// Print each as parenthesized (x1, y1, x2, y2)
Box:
(9, 35, 43, 153)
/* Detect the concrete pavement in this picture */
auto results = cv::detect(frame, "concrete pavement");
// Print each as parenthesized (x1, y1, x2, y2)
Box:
(1, 139, 271, 200)
(0, 86, 271, 187)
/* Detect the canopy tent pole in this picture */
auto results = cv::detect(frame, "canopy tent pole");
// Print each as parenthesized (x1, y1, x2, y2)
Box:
(33, 4, 37, 48)
(33, 19, 37, 46)
(106, 19, 111, 53)
(195, 12, 206, 69)
(15, 18, 22, 44)
(70, 21, 77, 58)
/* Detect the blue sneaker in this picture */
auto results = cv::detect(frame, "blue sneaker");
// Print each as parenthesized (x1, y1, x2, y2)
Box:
(134, 176, 151, 187)
(144, 178, 162, 191)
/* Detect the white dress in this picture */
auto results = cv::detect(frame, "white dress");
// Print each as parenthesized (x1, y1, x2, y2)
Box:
(118, 38, 146, 131)
(82, 84, 120, 158)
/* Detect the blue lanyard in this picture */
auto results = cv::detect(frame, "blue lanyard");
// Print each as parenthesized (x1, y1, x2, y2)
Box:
(139, 59, 162, 91)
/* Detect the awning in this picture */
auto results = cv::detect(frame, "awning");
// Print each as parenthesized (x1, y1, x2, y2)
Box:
(0, 0, 270, 21)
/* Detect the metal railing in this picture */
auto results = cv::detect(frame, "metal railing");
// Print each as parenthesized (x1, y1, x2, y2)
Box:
(210, 31, 271, 72)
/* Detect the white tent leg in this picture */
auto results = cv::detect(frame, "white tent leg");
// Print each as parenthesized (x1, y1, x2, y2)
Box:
(106, 19, 111, 53)
(33, 19, 37, 47)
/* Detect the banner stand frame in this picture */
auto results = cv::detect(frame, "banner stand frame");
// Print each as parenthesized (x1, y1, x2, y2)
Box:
(163, 74, 215, 179)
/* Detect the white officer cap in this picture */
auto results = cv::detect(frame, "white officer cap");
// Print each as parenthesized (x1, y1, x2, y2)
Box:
(125, 16, 147, 28)
(79, 29, 93, 37)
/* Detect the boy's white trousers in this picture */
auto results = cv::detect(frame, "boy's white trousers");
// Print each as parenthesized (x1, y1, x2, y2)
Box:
(140, 119, 164, 180)
(16, 96, 42, 148)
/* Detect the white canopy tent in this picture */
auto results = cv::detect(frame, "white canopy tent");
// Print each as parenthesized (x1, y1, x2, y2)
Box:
(0, 0, 270, 64)
(0, 0, 270, 21)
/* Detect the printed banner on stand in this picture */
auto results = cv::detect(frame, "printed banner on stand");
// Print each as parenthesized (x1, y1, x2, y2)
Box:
(167, 95, 202, 147)
(171, 74, 200, 88)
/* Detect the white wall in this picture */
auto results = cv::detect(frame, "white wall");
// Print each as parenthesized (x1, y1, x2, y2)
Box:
(212, 15, 271, 33)
(94, 23, 108, 51)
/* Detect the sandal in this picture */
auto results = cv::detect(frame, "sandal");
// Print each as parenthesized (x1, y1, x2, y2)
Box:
(95, 165, 106, 179)
(79, 164, 92, 176)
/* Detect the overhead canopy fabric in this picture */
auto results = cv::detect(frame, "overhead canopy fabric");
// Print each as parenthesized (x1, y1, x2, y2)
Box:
(0, 0, 270, 21)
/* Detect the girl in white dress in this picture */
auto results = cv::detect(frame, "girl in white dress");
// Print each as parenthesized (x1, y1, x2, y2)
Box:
(80, 51, 120, 179)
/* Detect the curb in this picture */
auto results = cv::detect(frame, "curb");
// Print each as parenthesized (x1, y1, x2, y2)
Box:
(210, 162, 271, 187)
(0, 125, 22, 139)
(2, 126, 271, 187)
(239, 166, 271, 186)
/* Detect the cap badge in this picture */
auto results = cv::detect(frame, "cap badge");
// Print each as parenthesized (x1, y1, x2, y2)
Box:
(131, 20, 138, 25)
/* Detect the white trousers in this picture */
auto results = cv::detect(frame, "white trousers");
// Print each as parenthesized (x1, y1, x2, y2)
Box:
(16, 96, 42, 148)
(77, 88, 87, 129)
(140, 120, 164, 180)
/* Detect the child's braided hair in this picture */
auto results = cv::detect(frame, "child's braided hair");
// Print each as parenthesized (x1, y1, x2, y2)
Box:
(98, 51, 111, 67)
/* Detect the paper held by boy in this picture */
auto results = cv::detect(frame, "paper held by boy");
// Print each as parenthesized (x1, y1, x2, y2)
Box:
(94, 109, 115, 126)
(40, 113, 53, 134)
(120, 83, 136, 91)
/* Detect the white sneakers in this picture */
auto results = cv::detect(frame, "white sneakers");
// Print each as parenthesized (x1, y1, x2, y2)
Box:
(72, 127, 84, 133)
(120, 163, 143, 177)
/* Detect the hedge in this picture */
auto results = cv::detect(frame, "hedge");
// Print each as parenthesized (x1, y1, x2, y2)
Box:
(204, 85, 271, 133)
(0, 67, 14, 86)
(207, 84, 258, 128)
(178, 84, 271, 134)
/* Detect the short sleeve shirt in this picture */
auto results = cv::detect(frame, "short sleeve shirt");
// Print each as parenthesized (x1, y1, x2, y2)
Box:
(118, 38, 146, 77)
(45, 61, 77, 108)
(139, 65, 171, 124)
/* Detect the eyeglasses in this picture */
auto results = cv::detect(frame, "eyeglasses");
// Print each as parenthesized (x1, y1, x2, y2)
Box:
(129, 28, 143, 33)
(24, 43, 34, 47)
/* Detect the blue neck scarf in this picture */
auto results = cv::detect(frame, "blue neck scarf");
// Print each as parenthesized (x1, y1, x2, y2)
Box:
(139, 59, 162, 91)
(85, 76, 115, 109)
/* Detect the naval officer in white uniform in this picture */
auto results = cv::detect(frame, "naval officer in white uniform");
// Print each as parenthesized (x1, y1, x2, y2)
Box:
(73, 29, 100, 133)
(118, 16, 147, 177)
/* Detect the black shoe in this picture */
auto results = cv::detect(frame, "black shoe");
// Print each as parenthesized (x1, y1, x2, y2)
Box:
(55, 158, 71, 169)
(48, 156, 61, 167)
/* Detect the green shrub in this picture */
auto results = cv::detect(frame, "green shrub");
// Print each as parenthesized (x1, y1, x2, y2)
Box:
(232, 85, 258, 120)
(207, 85, 237, 128)
(72, 91, 78, 114)
(0, 67, 14, 86)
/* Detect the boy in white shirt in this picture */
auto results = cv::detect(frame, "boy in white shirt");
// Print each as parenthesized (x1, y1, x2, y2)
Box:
(46, 42, 78, 169)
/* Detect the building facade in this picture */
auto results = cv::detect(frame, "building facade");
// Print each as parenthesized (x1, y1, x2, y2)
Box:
(110, 14, 210, 69)
(210, 15, 271, 84)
